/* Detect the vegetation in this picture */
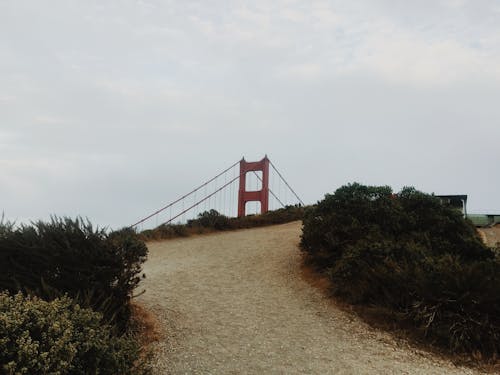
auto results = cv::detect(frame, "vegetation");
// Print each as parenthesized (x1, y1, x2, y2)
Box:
(140, 205, 305, 241)
(301, 183, 500, 358)
(0, 217, 147, 332)
(0, 217, 150, 373)
(0, 293, 148, 375)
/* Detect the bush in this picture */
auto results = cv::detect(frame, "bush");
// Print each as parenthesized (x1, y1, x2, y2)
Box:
(301, 183, 500, 357)
(187, 209, 231, 230)
(141, 224, 188, 240)
(232, 205, 305, 228)
(140, 205, 305, 241)
(0, 292, 147, 375)
(0, 217, 148, 332)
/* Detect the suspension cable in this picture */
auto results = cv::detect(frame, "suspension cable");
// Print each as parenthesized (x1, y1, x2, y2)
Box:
(251, 171, 286, 208)
(269, 160, 304, 206)
(130, 160, 239, 228)
(160, 173, 241, 226)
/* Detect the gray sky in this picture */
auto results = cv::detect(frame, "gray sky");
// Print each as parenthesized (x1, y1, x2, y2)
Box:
(1, 0, 499, 229)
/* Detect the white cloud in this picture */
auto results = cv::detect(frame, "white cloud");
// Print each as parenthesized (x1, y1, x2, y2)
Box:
(0, 95, 15, 102)
(354, 31, 500, 86)
(278, 63, 323, 81)
(441, 0, 468, 9)
(281, 8, 307, 23)
(0, 158, 72, 198)
(34, 115, 68, 125)
(310, 3, 346, 29)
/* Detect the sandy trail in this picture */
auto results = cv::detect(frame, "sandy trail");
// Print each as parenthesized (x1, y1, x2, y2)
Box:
(478, 225, 500, 248)
(138, 221, 481, 374)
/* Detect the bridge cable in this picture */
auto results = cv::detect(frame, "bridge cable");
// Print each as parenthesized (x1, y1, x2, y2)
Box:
(251, 171, 286, 208)
(161, 173, 242, 226)
(269, 160, 305, 206)
(130, 160, 239, 228)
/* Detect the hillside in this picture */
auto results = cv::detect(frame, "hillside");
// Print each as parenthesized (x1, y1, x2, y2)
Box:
(138, 222, 482, 374)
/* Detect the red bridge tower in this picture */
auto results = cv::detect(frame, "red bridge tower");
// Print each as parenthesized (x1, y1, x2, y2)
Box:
(237, 156, 270, 217)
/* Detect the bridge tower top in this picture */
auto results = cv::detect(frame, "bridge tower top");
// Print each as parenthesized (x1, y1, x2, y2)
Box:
(238, 156, 270, 217)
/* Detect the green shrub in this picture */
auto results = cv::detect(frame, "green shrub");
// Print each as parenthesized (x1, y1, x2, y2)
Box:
(0, 292, 147, 375)
(140, 205, 305, 241)
(301, 183, 500, 357)
(0, 217, 148, 331)
(187, 209, 231, 230)
(235, 205, 305, 227)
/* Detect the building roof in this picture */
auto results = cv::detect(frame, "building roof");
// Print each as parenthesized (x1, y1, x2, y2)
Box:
(435, 195, 467, 202)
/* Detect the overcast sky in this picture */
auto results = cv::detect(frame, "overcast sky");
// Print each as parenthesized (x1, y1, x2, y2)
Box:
(1, 0, 499, 229)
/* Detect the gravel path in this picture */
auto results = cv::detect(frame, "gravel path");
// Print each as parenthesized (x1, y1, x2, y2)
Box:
(138, 221, 482, 374)
(478, 225, 500, 248)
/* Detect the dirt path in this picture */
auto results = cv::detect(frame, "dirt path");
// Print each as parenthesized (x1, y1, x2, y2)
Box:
(478, 225, 500, 248)
(138, 222, 482, 374)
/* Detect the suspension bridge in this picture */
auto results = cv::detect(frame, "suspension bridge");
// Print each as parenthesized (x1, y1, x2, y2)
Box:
(130, 156, 304, 230)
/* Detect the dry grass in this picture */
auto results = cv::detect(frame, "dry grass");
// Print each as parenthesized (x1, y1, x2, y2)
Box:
(131, 302, 163, 347)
